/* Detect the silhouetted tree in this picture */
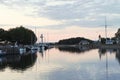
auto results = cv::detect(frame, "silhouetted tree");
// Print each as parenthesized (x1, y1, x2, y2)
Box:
(0, 28, 6, 41)
(58, 37, 93, 45)
(115, 28, 120, 38)
(7, 26, 37, 45)
(0, 26, 37, 45)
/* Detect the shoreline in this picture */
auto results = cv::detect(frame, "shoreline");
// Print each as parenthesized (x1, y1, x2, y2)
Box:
(99, 44, 120, 49)
(55, 44, 120, 49)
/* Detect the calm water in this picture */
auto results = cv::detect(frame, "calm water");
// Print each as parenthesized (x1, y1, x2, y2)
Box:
(0, 47, 120, 80)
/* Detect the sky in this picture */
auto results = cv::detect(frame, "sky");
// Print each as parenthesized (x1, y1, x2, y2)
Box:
(0, 0, 120, 42)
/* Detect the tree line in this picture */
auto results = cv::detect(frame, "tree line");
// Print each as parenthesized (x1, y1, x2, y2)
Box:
(57, 28, 120, 45)
(0, 26, 37, 45)
(57, 37, 93, 45)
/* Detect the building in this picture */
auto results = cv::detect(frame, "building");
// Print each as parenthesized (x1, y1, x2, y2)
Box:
(105, 39, 114, 45)
(79, 40, 90, 45)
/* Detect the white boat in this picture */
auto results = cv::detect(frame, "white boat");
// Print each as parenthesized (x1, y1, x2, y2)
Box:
(31, 46, 39, 51)
(19, 48, 26, 55)
(0, 50, 6, 55)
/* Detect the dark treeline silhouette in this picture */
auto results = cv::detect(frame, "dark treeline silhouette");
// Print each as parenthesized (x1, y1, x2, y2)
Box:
(0, 26, 37, 45)
(57, 37, 93, 45)
(115, 28, 120, 38)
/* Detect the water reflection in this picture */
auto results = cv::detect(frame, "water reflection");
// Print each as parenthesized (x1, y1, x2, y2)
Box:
(1, 46, 120, 80)
(99, 48, 120, 64)
(38, 47, 52, 58)
(0, 51, 37, 71)
(57, 45, 120, 65)
(57, 46, 96, 53)
(116, 50, 120, 64)
(39, 48, 44, 58)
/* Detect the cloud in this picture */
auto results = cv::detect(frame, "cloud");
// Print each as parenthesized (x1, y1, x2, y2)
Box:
(32, 0, 120, 27)
(0, 0, 46, 15)
(0, 0, 120, 28)
(37, 0, 91, 20)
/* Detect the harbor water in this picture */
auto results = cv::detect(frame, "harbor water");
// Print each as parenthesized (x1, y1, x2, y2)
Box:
(0, 47, 120, 80)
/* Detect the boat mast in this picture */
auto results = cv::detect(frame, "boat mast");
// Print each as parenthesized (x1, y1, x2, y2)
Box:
(105, 17, 108, 80)
(105, 17, 107, 41)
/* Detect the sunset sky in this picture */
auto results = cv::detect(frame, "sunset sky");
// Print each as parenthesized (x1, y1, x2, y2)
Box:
(0, 0, 120, 42)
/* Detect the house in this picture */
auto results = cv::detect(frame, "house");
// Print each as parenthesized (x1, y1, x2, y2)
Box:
(105, 39, 114, 44)
(79, 40, 90, 45)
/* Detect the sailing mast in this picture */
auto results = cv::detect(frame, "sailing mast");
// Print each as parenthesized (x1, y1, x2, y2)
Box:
(105, 17, 108, 80)
(105, 17, 107, 43)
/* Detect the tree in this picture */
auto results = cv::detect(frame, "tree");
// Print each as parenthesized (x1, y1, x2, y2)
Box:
(115, 28, 120, 38)
(0, 28, 6, 41)
(57, 37, 93, 45)
(6, 26, 37, 45)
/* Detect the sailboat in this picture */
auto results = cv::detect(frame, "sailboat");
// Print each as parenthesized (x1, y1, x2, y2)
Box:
(105, 17, 113, 45)
(38, 34, 49, 52)
(30, 29, 39, 51)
